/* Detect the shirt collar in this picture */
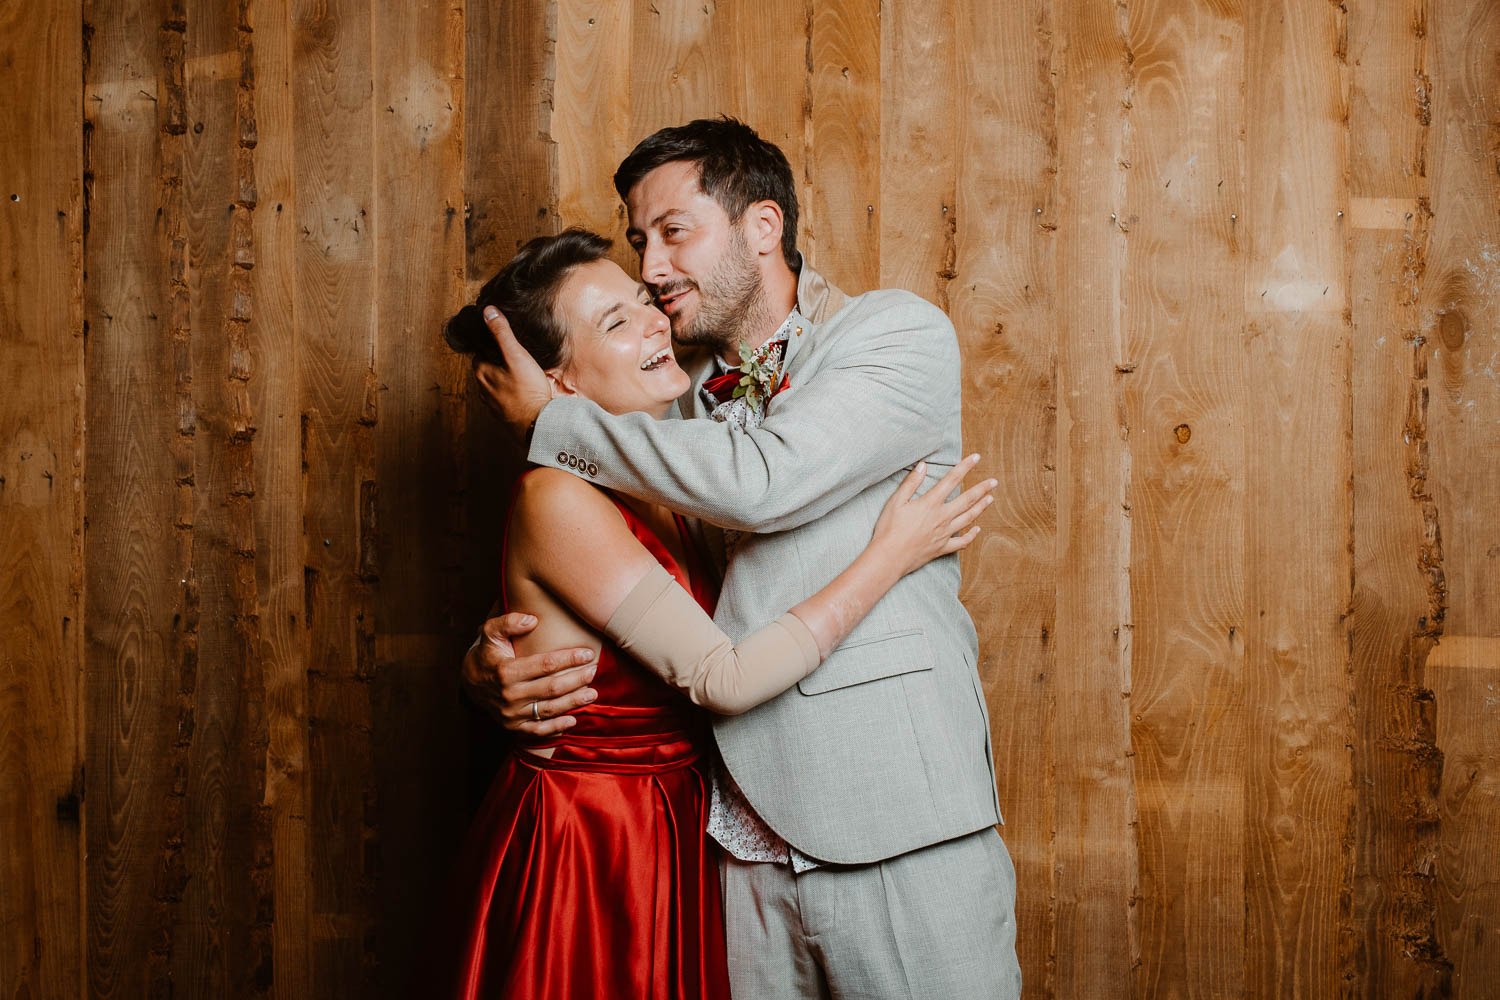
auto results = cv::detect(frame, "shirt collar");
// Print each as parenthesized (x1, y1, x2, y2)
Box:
(710, 309, 801, 374)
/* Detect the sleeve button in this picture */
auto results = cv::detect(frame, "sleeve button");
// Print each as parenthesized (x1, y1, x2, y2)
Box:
(586, 463, 598, 477)
(556, 451, 568, 466)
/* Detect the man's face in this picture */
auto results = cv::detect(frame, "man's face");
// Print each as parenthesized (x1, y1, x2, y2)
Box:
(624, 160, 763, 353)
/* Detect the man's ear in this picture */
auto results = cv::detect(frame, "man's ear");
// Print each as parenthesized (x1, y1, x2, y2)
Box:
(746, 200, 784, 258)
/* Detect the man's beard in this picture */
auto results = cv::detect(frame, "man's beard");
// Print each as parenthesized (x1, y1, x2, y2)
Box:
(661, 227, 772, 354)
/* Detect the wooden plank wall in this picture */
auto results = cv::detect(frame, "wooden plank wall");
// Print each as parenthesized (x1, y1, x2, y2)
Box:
(1, 1, 85, 997)
(2, 0, 1497, 997)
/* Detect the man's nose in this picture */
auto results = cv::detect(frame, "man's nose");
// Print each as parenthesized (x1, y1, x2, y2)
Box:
(640, 240, 671, 284)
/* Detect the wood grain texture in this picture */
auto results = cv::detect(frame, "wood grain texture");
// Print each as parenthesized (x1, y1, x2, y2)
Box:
(10, 2, 1500, 998)
(1423, 0, 1500, 991)
(82, 2, 198, 996)
(0, 0, 85, 996)
(1346, 0, 1452, 994)
(1430, 639, 1500, 995)
(289, 0, 379, 992)
(1049, 0, 1140, 995)
(1121, 1, 1248, 996)
(804, 0, 879, 291)
(460, 1, 554, 721)
(370, 0, 468, 989)
(947, 0, 1060, 993)
(178, 3, 270, 993)
(628, 0, 737, 137)
(463, 0, 557, 278)
(1423, 0, 1499, 662)
(243, 0, 312, 995)
(1242, 1, 1355, 996)
(556, 0, 635, 267)
(878, 0, 956, 304)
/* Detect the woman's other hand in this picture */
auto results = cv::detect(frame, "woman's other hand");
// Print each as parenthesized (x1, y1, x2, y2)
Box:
(870, 454, 994, 576)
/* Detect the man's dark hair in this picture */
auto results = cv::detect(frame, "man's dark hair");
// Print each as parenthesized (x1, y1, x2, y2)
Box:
(614, 116, 799, 270)
(444, 228, 612, 370)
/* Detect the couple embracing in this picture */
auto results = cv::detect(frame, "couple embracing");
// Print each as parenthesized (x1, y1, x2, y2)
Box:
(437, 118, 1021, 1000)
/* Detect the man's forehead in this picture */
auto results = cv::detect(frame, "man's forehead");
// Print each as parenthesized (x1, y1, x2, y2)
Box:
(626, 162, 710, 224)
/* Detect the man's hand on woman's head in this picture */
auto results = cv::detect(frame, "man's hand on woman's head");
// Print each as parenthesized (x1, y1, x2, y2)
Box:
(473, 306, 553, 442)
(462, 611, 599, 737)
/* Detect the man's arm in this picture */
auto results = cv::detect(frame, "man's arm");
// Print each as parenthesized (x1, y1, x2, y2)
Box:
(461, 610, 598, 736)
(524, 294, 961, 534)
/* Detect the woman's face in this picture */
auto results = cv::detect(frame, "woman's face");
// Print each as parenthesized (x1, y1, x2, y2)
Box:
(549, 258, 690, 417)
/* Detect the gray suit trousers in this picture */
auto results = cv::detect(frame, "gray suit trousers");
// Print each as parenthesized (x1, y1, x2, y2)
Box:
(719, 828, 1021, 1000)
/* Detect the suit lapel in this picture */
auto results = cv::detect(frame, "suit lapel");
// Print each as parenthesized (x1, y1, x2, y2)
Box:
(780, 257, 848, 383)
(663, 260, 849, 575)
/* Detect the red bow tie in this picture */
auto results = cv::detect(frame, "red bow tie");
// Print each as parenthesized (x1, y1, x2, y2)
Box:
(702, 369, 745, 405)
(702, 369, 792, 407)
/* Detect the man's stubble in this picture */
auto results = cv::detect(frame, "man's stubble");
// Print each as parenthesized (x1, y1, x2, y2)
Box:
(667, 224, 777, 358)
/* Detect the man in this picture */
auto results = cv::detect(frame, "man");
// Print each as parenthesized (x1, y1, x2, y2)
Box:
(467, 118, 1020, 999)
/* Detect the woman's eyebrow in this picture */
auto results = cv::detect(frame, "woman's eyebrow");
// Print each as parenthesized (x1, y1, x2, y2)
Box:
(592, 299, 624, 328)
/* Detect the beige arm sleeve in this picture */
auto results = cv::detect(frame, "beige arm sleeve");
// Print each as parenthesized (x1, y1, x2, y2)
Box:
(603, 564, 822, 715)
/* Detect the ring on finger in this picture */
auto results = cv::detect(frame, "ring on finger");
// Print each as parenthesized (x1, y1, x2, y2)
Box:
(531, 700, 542, 722)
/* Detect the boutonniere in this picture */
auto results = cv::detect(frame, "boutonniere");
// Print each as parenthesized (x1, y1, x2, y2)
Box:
(729, 338, 785, 413)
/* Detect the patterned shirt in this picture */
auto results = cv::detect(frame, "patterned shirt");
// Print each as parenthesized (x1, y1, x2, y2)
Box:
(701, 310, 824, 873)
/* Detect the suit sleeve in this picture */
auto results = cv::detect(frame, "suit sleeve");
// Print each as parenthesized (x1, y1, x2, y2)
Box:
(528, 294, 960, 534)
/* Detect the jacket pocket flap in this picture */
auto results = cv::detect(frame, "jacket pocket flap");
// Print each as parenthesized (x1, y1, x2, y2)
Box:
(797, 628, 933, 695)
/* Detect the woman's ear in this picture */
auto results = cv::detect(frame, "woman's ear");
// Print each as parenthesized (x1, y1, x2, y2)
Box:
(546, 369, 578, 399)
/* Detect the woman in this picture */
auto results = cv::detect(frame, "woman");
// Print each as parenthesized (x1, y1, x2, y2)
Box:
(438, 229, 994, 999)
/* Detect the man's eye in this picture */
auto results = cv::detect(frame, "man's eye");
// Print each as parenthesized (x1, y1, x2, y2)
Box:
(664, 226, 683, 238)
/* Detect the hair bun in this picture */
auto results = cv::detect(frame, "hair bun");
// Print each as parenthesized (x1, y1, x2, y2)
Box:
(443, 303, 505, 367)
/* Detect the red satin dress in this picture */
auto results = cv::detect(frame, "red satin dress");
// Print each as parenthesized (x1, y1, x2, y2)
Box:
(439, 486, 730, 1000)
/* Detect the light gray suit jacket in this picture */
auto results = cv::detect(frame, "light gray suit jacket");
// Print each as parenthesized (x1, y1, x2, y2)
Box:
(530, 260, 1002, 864)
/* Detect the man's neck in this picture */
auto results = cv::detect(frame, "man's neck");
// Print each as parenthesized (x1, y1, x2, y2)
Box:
(715, 263, 798, 365)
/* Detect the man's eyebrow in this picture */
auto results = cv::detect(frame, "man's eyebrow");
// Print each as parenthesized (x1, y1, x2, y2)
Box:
(648, 208, 689, 229)
(626, 209, 689, 242)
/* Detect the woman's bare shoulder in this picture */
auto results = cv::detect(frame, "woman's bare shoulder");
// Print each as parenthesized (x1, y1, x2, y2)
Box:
(510, 468, 630, 548)
(508, 469, 659, 629)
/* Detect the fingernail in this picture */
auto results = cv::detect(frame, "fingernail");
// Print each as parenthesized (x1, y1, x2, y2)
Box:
(483, 306, 499, 321)
(585, 665, 597, 680)
(582, 689, 598, 703)
(520, 614, 536, 626)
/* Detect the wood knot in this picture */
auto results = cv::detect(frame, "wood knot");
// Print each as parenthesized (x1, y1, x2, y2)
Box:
(1173, 423, 1192, 444)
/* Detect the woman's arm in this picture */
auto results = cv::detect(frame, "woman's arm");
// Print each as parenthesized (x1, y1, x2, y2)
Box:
(788, 454, 990, 657)
(513, 459, 992, 715)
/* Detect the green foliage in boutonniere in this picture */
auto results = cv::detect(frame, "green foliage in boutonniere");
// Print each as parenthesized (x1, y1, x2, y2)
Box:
(730, 338, 783, 414)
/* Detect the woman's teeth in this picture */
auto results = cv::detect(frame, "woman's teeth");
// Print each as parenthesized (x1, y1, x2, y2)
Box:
(641, 348, 672, 371)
